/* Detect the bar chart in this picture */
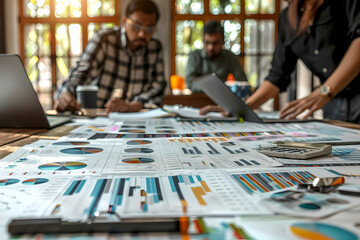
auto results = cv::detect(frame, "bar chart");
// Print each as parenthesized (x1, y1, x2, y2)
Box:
(182, 146, 203, 155)
(54, 171, 267, 219)
(63, 180, 86, 196)
(166, 137, 282, 168)
(230, 170, 316, 195)
(233, 159, 261, 166)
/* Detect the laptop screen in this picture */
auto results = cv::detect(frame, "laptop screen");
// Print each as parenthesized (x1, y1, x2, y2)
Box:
(0, 54, 70, 128)
(194, 73, 263, 123)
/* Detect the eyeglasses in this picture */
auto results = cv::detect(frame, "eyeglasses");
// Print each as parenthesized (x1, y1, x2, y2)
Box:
(125, 18, 156, 35)
(204, 40, 222, 47)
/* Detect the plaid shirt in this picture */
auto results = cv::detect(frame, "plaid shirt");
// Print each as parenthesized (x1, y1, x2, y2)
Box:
(54, 26, 166, 108)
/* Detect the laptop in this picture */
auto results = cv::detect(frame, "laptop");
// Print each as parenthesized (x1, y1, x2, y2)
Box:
(0, 54, 72, 128)
(194, 74, 314, 123)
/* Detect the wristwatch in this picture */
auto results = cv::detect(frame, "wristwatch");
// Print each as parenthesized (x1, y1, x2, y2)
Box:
(133, 96, 147, 106)
(319, 85, 333, 98)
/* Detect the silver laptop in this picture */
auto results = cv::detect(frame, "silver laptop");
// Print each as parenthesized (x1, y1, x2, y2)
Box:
(0, 54, 71, 128)
(195, 74, 314, 123)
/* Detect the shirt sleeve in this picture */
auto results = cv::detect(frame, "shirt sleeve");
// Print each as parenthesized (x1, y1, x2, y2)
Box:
(54, 30, 106, 100)
(135, 43, 167, 108)
(185, 51, 202, 93)
(265, 10, 299, 92)
(343, 0, 360, 41)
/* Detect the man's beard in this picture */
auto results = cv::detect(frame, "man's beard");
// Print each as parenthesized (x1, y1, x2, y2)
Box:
(132, 38, 147, 50)
(206, 51, 219, 59)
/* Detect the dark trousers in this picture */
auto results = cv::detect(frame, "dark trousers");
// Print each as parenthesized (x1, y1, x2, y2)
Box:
(323, 94, 360, 123)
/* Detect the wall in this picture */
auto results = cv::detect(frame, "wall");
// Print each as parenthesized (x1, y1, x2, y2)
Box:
(4, 0, 19, 54)
(3, 0, 314, 111)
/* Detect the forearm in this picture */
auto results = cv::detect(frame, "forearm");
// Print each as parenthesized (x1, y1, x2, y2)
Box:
(245, 80, 280, 109)
(55, 33, 105, 100)
(54, 62, 89, 100)
(323, 38, 360, 96)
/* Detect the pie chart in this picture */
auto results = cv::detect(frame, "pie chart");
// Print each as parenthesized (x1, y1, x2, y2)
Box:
(121, 125, 146, 129)
(122, 158, 155, 164)
(53, 141, 90, 146)
(157, 130, 177, 133)
(290, 222, 358, 240)
(126, 140, 152, 145)
(38, 162, 87, 171)
(155, 126, 174, 129)
(0, 178, 20, 186)
(22, 178, 49, 185)
(60, 147, 103, 154)
(120, 129, 146, 133)
(124, 148, 154, 153)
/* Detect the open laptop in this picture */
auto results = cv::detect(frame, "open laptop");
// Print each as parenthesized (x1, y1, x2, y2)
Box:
(0, 54, 72, 128)
(195, 74, 314, 123)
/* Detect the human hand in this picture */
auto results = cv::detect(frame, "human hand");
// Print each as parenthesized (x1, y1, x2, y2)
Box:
(199, 105, 229, 116)
(105, 98, 143, 113)
(279, 89, 332, 120)
(54, 91, 81, 112)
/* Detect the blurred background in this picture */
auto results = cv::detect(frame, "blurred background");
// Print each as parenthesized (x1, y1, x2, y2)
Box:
(1, 0, 315, 112)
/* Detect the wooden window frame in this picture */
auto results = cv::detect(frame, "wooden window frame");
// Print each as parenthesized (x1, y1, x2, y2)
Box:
(18, 0, 120, 108)
(171, 0, 281, 109)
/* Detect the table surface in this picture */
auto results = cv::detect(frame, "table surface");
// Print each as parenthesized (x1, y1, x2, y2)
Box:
(1, 115, 360, 239)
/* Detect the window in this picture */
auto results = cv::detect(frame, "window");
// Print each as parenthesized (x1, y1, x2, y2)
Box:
(172, 0, 280, 89)
(19, 0, 120, 110)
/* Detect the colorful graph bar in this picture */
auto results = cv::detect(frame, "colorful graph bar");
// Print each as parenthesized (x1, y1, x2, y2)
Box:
(326, 169, 360, 178)
(86, 179, 108, 218)
(115, 177, 165, 213)
(63, 180, 86, 196)
(107, 178, 127, 213)
(167, 174, 212, 210)
(182, 146, 203, 155)
(223, 147, 234, 154)
(223, 147, 249, 154)
(206, 143, 220, 154)
(232, 171, 316, 195)
(233, 159, 260, 166)
(88, 131, 286, 140)
(292, 137, 341, 142)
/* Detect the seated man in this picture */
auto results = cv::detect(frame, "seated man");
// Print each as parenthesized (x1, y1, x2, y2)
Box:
(54, 0, 166, 113)
(185, 20, 247, 93)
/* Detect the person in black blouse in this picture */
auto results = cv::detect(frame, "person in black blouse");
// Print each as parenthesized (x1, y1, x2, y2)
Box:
(202, 0, 360, 123)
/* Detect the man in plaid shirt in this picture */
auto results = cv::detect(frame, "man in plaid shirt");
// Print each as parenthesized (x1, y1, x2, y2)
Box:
(54, 0, 166, 113)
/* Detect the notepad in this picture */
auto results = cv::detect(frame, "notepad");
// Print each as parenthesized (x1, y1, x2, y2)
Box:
(162, 105, 237, 121)
(109, 108, 174, 121)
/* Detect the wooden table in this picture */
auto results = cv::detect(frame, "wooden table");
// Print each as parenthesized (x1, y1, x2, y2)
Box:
(1, 117, 360, 238)
(0, 125, 80, 160)
(162, 93, 215, 108)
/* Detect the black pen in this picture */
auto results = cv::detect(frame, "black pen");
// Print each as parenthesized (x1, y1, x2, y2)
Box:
(338, 189, 360, 197)
(8, 217, 186, 235)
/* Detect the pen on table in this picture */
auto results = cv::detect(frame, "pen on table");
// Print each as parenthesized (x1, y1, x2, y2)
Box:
(8, 216, 189, 235)
(338, 188, 360, 197)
